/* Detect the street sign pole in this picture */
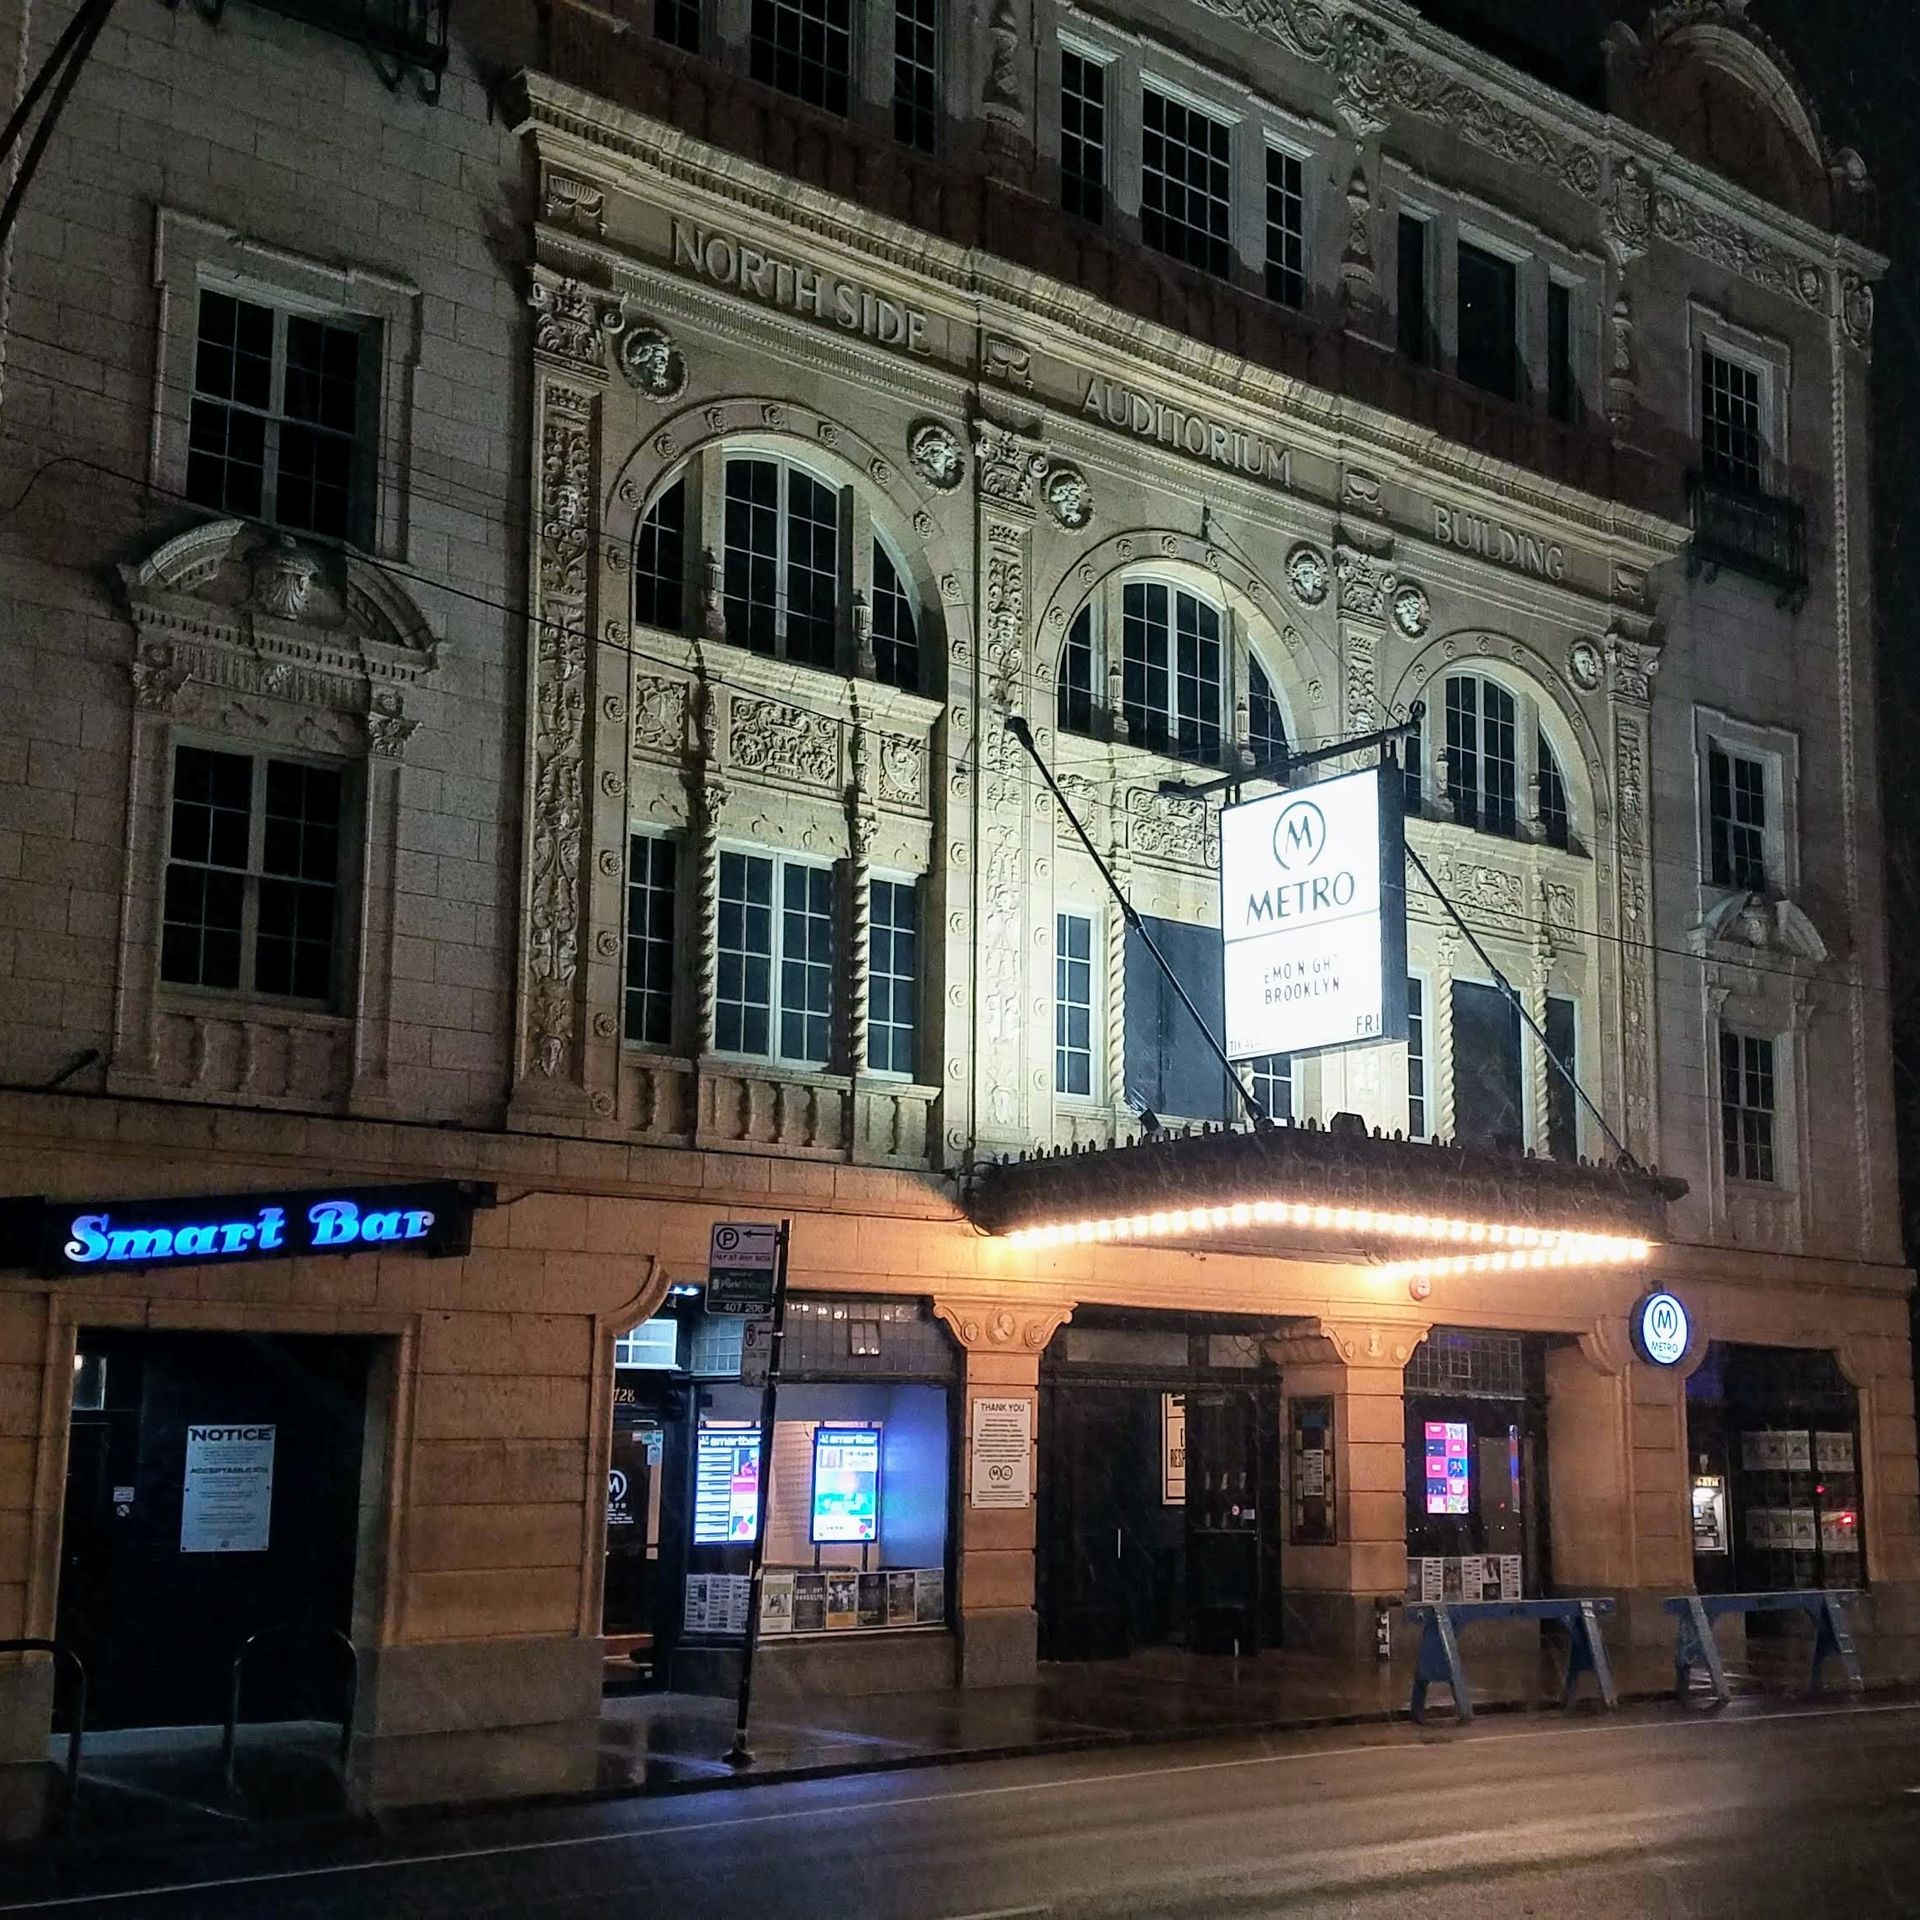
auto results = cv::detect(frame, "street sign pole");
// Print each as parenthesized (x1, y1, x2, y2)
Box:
(727, 1217, 789, 1768)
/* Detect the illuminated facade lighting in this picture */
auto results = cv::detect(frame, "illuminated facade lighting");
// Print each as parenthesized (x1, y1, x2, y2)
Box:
(1000, 1203, 1652, 1270)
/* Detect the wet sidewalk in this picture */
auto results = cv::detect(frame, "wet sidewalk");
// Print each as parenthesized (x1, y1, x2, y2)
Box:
(4, 1633, 1917, 1873)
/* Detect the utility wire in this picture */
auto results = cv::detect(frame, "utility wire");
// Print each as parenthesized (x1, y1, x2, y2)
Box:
(0, 0, 118, 253)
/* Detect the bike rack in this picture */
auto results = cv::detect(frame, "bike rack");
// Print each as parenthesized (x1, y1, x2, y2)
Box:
(221, 1625, 358, 1799)
(0, 1638, 87, 1822)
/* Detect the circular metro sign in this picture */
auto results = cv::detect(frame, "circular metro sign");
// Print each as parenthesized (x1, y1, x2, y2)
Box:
(1632, 1291, 1691, 1368)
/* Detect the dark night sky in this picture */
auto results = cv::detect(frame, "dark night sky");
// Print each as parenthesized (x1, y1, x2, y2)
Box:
(1431, 0, 1920, 1245)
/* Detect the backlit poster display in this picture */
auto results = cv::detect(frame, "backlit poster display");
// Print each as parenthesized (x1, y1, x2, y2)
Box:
(693, 1421, 761, 1544)
(1424, 1420, 1471, 1515)
(811, 1425, 881, 1543)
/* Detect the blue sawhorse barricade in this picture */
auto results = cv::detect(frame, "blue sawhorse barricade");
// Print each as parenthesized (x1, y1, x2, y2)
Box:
(1664, 1589, 1862, 1705)
(1405, 1598, 1618, 1725)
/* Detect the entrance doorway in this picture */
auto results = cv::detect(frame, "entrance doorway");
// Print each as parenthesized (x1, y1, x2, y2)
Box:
(56, 1329, 375, 1730)
(1038, 1318, 1283, 1662)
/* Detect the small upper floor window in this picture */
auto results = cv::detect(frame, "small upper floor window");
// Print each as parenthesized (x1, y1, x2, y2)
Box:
(1456, 240, 1519, 402)
(893, 0, 938, 151)
(1264, 145, 1306, 310)
(1246, 1052, 1292, 1122)
(1406, 975, 1428, 1138)
(161, 742, 346, 1006)
(625, 831, 679, 1047)
(1545, 995, 1578, 1161)
(869, 877, 920, 1076)
(717, 849, 835, 1066)
(1701, 348, 1767, 490)
(1055, 909, 1096, 1097)
(1708, 743, 1769, 892)
(187, 289, 374, 545)
(1547, 280, 1580, 427)
(654, 0, 699, 51)
(750, 0, 851, 115)
(1141, 86, 1233, 280)
(1397, 215, 1433, 366)
(1248, 656, 1288, 767)
(1060, 47, 1108, 223)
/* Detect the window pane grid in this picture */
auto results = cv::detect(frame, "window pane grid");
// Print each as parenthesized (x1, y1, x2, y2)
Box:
(654, 0, 699, 50)
(1538, 733, 1571, 850)
(871, 544, 920, 691)
(1445, 674, 1517, 837)
(1248, 657, 1287, 766)
(1123, 581, 1221, 767)
(717, 850, 775, 1057)
(1247, 1053, 1292, 1121)
(1055, 911, 1094, 1097)
(1708, 744, 1768, 891)
(749, 0, 851, 114)
(1545, 995, 1577, 1163)
(869, 879, 918, 1076)
(1264, 146, 1305, 309)
(1406, 977, 1427, 1138)
(1059, 605, 1095, 734)
(1400, 708, 1424, 818)
(893, 0, 938, 151)
(185, 291, 368, 543)
(1702, 350, 1765, 489)
(625, 834, 678, 1046)
(1061, 51, 1107, 222)
(160, 745, 343, 1003)
(634, 479, 686, 633)
(1720, 1031, 1777, 1183)
(1141, 88, 1232, 279)
(780, 862, 835, 1065)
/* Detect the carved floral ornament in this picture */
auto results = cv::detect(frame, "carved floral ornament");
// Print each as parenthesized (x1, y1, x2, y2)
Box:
(118, 520, 440, 748)
(529, 271, 624, 370)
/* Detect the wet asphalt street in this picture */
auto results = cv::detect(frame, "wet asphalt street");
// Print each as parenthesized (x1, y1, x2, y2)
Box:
(8, 1697, 1920, 1918)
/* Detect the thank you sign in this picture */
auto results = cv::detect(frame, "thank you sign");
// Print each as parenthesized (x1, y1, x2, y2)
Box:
(1220, 763, 1406, 1060)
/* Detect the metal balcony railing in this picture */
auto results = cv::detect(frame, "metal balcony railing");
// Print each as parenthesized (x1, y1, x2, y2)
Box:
(1687, 469, 1810, 610)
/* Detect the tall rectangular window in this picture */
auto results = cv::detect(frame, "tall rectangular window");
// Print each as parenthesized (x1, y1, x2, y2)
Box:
(1060, 49, 1107, 223)
(723, 457, 839, 668)
(654, 0, 699, 50)
(1456, 241, 1519, 401)
(1400, 707, 1424, 818)
(1248, 1054, 1292, 1122)
(1055, 910, 1095, 1097)
(634, 478, 686, 633)
(1451, 980, 1524, 1153)
(1264, 145, 1305, 309)
(892, 0, 938, 151)
(1547, 280, 1579, 425)
(869, 879, 919, 1076)
(1397, 215, 1431, 365)
(187, 289, 373, 545)
(1720, 1031, 1777, 1183)
(716, 851, 836, 1066)
(1406, 977, 1428, 1138)
(1141, 86, 1233, 280)
(1122, 581, 1221, 766)
(1545, 995, 1577, 1162)
(162, 744, 345, 1004)
(1701, 349, 1765, 489)
(624, 834, 678, 1046)
(749, 0, 851, 115)
(1708, 744, 1769, 891)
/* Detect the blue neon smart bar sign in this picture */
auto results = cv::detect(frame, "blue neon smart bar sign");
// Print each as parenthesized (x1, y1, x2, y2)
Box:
(0, 1181, 493, 1277)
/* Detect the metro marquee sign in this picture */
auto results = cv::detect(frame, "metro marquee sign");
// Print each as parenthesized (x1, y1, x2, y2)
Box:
(1220, 763, 1408, 1061)
(0, 1180, 493, 1278)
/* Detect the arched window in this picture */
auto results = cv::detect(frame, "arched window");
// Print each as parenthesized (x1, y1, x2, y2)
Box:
(1058, 605, 1094, 734)
(635, 479, 686, 632)
(628, 448, 935, 694)
(1123, 580, 1220, 764)
(871, 543, 919, 691)
(1248, 656, 1288, 767)
(1412, 670, 1580, 848)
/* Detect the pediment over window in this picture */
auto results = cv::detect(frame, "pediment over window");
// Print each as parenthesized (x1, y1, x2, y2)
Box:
(1690, 886, 1829, 965)
(119, 519, 441, 695)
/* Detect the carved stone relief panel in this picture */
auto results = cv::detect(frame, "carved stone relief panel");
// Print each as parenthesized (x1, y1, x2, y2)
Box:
(728, 694, 841, 785)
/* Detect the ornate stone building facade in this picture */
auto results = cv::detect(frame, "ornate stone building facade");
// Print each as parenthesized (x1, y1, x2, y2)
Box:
(0, 0, 1911, 1793)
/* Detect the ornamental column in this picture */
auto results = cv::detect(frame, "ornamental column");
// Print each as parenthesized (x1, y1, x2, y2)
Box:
(1266, 1317, 1429, 1660)
(932, 1297, 1074, 1687)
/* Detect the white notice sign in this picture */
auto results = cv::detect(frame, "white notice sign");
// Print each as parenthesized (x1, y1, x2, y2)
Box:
(1220, 764, 1405, 1060)
(180, 1422, 275, 1554)
(970, 1398, 1032, 1509)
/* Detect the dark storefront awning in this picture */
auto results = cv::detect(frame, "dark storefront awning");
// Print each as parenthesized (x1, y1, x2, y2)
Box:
(968, 1121, 1686, 1285)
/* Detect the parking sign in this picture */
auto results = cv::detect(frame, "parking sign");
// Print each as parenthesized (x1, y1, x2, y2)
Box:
(707, 1221, 781, 1315)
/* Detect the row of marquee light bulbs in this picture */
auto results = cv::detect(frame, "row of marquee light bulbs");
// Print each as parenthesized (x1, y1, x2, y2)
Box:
(998, 1201, 1654, 1284)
